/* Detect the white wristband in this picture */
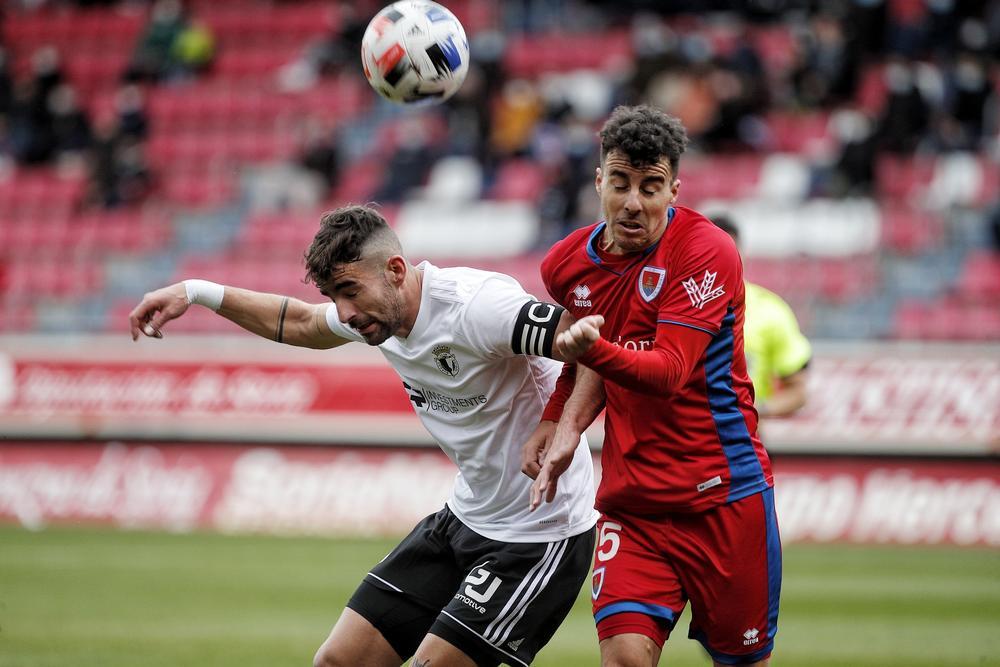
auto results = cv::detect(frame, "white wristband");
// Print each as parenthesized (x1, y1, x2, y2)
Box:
(184, 279, 225, 312)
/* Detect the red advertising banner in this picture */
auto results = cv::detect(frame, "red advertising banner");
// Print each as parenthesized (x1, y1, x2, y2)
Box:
(0, 336, 998, 453)
(765, 345, 1000, 454)
(1, 442, 997, 546)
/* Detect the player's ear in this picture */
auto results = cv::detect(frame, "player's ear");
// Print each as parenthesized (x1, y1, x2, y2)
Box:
(385, 255, 407, 286)
(670, 178, 680, 203)
(595, 166, 603, 193)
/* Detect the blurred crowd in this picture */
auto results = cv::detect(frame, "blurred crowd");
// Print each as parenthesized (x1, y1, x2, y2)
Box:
(0, 0, 214, 208)
(0, 0, 997, 232)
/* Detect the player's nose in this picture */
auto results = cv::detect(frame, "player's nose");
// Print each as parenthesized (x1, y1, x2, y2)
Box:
(334, 297, 358, 324)
(624, 188, 641, 213)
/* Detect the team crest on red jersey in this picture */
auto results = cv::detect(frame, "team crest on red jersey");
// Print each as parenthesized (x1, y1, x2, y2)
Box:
(591, 567, 605, 600)
(638, 266, 666, 302)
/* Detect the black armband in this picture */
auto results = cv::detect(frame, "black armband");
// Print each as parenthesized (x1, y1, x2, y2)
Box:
(511, 301, 565, 357)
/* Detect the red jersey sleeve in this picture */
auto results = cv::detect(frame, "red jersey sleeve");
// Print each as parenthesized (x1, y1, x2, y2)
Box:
(539, 236, 576, 420)
(540, 361, 576, 421)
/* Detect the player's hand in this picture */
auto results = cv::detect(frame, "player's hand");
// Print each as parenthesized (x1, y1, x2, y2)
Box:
(529, 422, 580, 511)
(555, 315, 604, 363)
(128, 282, 190, 341)
(521, 420, 556, 480)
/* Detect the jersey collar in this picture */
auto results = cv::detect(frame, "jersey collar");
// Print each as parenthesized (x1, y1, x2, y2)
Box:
(586, 207, 675, 271)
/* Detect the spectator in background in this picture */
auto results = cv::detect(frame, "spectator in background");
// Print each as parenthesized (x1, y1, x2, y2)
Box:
(876, 56, 931, 153)
(7, 46, 65, 165)
(374, 116, 437, 203)
(0, 47, 13, 121)
(712, 214, 811, 418)
(790, 11, 861, 109)
(296, 117, 341, 197)
(88, 113, 152, 209)
(824, 106, 878, 197)
(114, 84, 150, 142)
(124, 0, 188, 83)
(942, 50, 994, 150)
(277, 4, 363, 92)
(170, 18, 216, 79)
(49, 83, 92, 160)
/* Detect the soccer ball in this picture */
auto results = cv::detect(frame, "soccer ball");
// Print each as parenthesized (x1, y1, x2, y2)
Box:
(361, 1, 470, 105)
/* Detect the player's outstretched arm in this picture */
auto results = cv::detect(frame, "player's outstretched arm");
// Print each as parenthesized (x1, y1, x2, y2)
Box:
(129, 280, 350, 349)
(530, 366, 604, 510)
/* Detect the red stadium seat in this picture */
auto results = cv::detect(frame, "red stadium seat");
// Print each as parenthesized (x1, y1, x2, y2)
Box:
(489, 159, 547, 202)
(876, 155, 936, 202)
(879, 204, 944, 255)
(955, 251, 1000, 304)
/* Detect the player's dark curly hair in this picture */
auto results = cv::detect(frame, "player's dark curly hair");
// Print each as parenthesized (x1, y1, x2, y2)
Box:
(599, 105, 689, 176)
(303, 204, 401, 289)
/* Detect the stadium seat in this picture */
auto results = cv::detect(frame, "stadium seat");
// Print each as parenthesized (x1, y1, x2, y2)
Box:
(955, 250, 1000, 303)
(879, 204, 944, 255)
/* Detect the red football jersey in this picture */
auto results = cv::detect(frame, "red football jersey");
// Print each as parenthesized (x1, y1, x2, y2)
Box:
(542, 206, 773, 514)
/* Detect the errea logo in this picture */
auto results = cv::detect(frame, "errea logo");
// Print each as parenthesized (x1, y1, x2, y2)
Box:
(743, 628, 760, 646)
(573, 284, 592, 308)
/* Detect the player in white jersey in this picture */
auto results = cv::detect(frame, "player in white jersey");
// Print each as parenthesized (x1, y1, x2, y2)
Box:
(128, 205, 598, 667)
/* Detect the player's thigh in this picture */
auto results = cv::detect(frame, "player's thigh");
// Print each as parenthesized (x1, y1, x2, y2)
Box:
(591, 513, 684, 647)
(674, 488, 781, 664)
(314, 607, 402, 667)
(412, 633, 477, 667)
(348, 507, 468, 659)
(430, 526, 596, 667)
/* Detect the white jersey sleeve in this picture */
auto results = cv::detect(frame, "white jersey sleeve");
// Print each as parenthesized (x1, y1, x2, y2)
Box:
(459, 275, 536, 358)
(323, 304, 365, 343)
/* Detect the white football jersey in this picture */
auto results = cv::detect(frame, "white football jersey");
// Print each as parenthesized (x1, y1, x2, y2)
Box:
(325, 262, 598, 542)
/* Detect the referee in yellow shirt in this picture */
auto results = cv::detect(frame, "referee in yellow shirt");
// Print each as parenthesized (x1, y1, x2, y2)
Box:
(712, 215, 812, 418)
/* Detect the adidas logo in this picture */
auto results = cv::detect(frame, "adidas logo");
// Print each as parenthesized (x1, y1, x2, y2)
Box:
(742, 628, 760, 646)
(507, 637, 524, 651)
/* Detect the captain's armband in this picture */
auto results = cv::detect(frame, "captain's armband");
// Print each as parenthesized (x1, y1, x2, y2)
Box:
(511, 301, 565, 357)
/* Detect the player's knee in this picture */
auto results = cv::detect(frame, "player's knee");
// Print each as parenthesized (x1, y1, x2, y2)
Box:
(602, 658, 653, 667)
(600, 635, 660, 667)
(312, 643, 349, 667)
(312, 645, 333, 667)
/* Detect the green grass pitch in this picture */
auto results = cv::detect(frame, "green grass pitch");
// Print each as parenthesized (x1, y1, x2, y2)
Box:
(1, 525, 997, 666)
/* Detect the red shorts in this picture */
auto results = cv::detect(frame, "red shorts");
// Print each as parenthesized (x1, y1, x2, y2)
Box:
(591, 488, 781, 664)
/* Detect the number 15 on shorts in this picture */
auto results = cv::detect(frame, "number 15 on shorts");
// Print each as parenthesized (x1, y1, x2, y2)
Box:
(592, 521, 622, 600)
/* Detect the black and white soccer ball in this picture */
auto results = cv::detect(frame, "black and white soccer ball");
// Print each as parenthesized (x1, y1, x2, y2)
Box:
(361, 1, 470, 105)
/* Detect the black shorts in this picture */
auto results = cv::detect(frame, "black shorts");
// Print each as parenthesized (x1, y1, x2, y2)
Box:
(347, 505, 595, 666)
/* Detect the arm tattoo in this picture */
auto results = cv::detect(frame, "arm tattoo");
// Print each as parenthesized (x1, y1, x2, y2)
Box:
(274, 297, 289, 343)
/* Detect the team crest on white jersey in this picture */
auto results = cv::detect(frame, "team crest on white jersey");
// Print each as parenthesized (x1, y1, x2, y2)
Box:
(432, 344, 460, 377)
(682, 270, 726, 309)
(638, 266, 666, 302)
(591, 567, 605, 600)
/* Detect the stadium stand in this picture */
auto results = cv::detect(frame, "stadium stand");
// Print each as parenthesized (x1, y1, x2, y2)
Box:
(0, 0, 997, 343)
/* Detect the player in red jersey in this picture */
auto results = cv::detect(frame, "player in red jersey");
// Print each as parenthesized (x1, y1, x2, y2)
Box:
(523, 105, 781, 666)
